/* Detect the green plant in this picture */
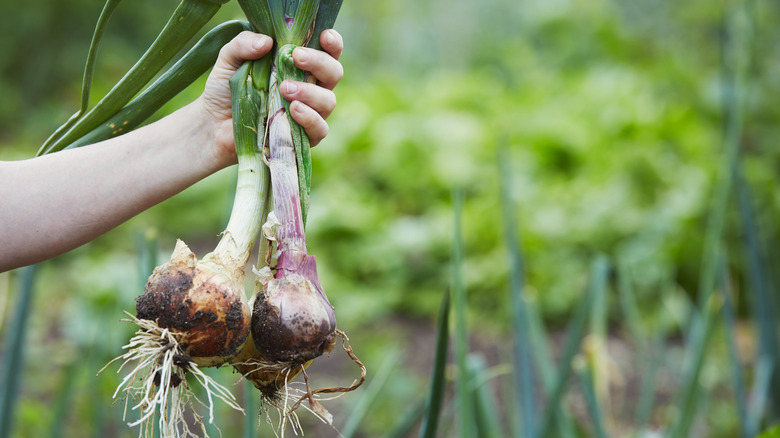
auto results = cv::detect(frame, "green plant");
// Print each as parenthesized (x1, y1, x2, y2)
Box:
(28, 0, 363, 436)
(0, 266, 37, 438)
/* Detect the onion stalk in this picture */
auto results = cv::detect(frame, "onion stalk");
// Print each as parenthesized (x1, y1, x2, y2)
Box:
(229, 0, 365, 431)
(67, 20, 251, 150)
(38, 0, 231, 156)
(63, 0, 365, 434)
(38, 0, 364, 434)
(103, 57, 271, 438)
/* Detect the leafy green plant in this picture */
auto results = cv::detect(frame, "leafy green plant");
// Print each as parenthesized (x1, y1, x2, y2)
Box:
(0, 266, 37, 438)
(418, 289, 451, 438)
(379, 115, 777, 437)
(25, 1, 360, 436)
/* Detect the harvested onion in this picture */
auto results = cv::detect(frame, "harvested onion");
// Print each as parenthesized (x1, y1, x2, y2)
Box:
(135, 239, 252, 367)
(104, 58, 270, 438)
(230, 40, 365, 432)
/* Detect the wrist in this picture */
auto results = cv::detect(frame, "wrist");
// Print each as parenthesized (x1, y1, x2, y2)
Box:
(192, 96, 238, 172)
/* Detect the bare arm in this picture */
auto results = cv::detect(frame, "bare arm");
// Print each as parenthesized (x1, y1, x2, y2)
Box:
(0, 30, 344, 272)
(0, 102, 218, 270)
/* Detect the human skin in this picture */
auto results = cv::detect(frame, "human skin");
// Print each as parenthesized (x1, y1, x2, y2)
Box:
(0, 30, 345, 272)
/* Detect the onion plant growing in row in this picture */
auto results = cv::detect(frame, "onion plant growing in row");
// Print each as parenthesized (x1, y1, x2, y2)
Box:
(37, 0, 363, 437)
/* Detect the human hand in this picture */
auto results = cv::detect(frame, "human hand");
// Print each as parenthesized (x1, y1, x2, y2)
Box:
(199, 29, 344, 167)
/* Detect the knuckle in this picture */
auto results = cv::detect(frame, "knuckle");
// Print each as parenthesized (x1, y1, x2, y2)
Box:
(326, 90, 337, 114)
(312, 121, 328, 144)
(234, 31, 255, 50)
(217, 43, 231, 59)
(333, 63, 344, 84)
(306, 105, 320, 124)
(294, 102, 315, 123)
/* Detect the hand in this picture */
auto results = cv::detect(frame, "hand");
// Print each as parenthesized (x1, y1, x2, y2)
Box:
(199, 29, 344, 168)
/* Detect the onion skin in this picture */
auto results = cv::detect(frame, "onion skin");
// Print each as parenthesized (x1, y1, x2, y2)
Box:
(247, 56, 337, 369)
(252, 256, 336, 364)
(135, 240, 251, 367)
(233, 256, 336, 401)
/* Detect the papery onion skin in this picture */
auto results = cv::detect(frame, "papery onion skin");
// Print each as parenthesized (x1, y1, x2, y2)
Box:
(251, 253, 336, 365)
(135, 240, 251, 367)
(252, 275, 336, 364)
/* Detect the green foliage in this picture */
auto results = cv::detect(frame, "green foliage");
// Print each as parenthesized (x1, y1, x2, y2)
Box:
(0, 266, 37, 438)
(758, 424, 780, 438)
(418, 290, 449, 438)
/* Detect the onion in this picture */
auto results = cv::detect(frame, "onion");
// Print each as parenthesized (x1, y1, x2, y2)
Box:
(250, 103, 337, 365)
(104, 59, 270, 438)
(230, 56, 365, 431)
(252, 255, 336, 364)
(135, 239, 252, 367)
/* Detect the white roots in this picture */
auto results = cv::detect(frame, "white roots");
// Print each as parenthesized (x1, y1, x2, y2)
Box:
(232, 363, 330, 438)
(233, 330, 367, 438)
(101, 312, 244, 438)
(102, 316, 364, 438)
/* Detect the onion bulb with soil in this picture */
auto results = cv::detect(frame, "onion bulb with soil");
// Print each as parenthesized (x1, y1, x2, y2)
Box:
(102, 58, 270, 438)
(229, 38, 366, 434)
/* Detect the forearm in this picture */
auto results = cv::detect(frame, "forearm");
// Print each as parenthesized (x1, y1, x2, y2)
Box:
(0, 29, 344, 273)
(0, 101, 224, 272)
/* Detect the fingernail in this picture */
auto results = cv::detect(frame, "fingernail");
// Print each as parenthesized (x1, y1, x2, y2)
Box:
(285, 81, 298, 94)
(325, 29, 335, 46)
(294, 47, 309, 63)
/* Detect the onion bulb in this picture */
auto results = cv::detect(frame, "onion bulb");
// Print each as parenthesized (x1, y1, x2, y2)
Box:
(103, 59, 270, 438)
(135, 239, 252, 367)
(230, 53, 365, 431)
(252, 255, 336, 365)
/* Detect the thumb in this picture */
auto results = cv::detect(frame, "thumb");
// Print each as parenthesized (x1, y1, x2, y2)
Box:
(214, 31, 273, 74)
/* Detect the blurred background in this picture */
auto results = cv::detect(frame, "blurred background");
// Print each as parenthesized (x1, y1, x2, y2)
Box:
(1, 0, 779, 437)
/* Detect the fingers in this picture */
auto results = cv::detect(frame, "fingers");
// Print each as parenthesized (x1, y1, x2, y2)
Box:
(203, 29, 342, 149)
(214, 31, 273, 73)
(293, 30, 344, 90)
(280, 80, 336, 119)
(319, 29, 344, 60)
(202, 32, 273, 120)
(289, 101, 329, 147)
(281, 29, 344, 146)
